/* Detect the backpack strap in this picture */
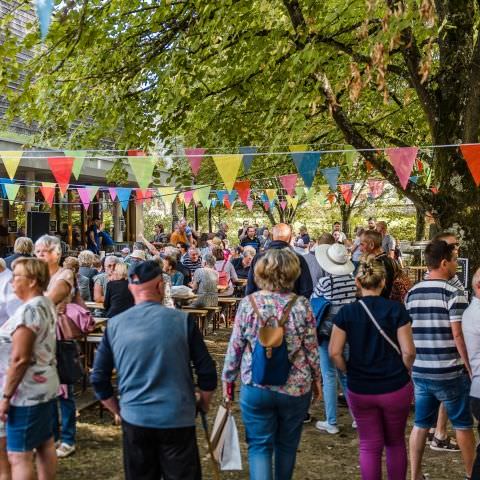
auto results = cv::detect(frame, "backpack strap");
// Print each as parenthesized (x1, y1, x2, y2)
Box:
(278, 295, 297, 327)
(248, 295, 263, 322)
(220, 260, 227, 272)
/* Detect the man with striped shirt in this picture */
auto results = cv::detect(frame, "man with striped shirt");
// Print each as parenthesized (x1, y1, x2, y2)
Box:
(181, 247, 202, 276)
(406, 240, 474, 480)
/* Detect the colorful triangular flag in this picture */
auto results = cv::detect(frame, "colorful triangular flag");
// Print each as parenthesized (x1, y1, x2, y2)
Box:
(213, 155, 243, 192)
(183, 190, 194, 207)
(385, 147, 418, 190)
(460, 144, 480, 186)
(77, 188, 91, 210)
(116, 187, 132, 211)
(108, 187, 117, 201)
(339, 183, 354, 205)
(239, 146, 257, 173)
(321, 167, 340, 191)
(0, 151, 23, 180)
(279, 174, 297, 196)
(193, 186, 211, 206)
(128, 156, 156, 190)
(40, 182, 56, 207)
(64, 150, 87, 180)
(48, 157, 74, 196)
(233, 180, 251, 204)
(36, 0, 54, 40)
(265, 189, 276, 202)
(4, 184, 20, 205)
(185, 148, 206, 176)
(290, 151, 321, 188)
(246, 198, 254, 211)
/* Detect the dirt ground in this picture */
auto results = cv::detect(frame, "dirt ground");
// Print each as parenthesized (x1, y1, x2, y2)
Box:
(58, 327, 470, 480)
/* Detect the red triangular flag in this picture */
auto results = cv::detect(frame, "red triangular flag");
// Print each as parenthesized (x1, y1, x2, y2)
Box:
(460, 144, 480, 186)
(385, 147, 418, 190)
(135, 189, 153, 204)
(128, 149, 146, 156)
(40, 183, 56, 207)
(365, 160, 374, 173)
(185, 148, 206, 176)
(233, 180, 251, 204)
(416, 159, 424, 172)
(279, 174, 298, 196)
(327, 193, 336, 205)
(48, 157, 74, 196)
(339, 183, 353, 205)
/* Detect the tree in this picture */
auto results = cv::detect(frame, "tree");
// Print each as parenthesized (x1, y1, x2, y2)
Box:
(3, 1, 480, 255)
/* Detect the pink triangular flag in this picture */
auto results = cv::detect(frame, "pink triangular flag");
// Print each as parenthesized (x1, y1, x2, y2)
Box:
(77, 188, 91, 210)
(246, 198, 254, 211)
(279, 174, 297, 196)
(385, 147, 418, 189)
(185, 148, 206, 176)
(183, 190, 194, 206)
(280, 200, 287, 210)
(263, 201, 270, 210)
(108, 187, 117, 201)
(368, 180, 384, 199)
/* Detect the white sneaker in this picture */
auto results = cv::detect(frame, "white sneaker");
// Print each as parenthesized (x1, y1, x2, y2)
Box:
(352, 420, 357, 429)
(56, 443, 75, 458)
(315, 421, 339, 434)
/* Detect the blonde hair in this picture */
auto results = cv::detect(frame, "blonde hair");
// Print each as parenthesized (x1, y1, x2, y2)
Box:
(12, 257, 50, 291)
(63, 256, 79, 274)
(78, 250, 95, 267)
(254, 248, 300, 292)
(14, 237, 33, 255)
(114, 262, 129, 280)
(356, 254, 386, 290)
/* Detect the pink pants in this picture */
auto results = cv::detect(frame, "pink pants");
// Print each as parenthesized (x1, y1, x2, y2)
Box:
(348, 382, 413, 480)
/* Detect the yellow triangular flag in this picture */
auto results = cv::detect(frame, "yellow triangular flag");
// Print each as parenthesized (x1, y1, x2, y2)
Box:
(0, 151, 23, 179)
(286, 195, 299, 209)
(213, 154, 243, 192)
(265, 189, 277, 202)
(158, 186, 177, 205)
(288, 144, 308, 152)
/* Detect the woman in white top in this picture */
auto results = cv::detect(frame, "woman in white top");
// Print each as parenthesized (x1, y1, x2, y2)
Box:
(0, 257, 59, 480)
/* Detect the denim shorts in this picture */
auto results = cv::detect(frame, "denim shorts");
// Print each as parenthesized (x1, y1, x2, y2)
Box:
(413, 373, 473, 430)
(6, 400, 55, 452)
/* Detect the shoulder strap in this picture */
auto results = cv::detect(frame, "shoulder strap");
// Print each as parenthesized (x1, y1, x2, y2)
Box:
(358, 300, 401, 355)
(221, 260, 227, 272)
(278, 295, 298, 327)
(248, 295, 263, 322)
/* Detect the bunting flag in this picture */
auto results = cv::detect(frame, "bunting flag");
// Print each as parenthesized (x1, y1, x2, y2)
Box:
(321, 167, 340, 191)
(216, 189, 228, 202)
(77, 188, 92, 210)
(340, 183, 354, 205)
(224, 197, 232, 210)
(136, 189, 153, 204)
(4, 184, 20, 205)
(239, 146, 257, 173)
(460, 144, 480, 186)
(193, 186, 211, 206)
(416, 159, 424, 172)
(288, 144, 308, 152)
(279, 174, 297, 196)
(185, 148, 206, 176)
(409, 176, 419, 184)
(365, 161, 374, 173)
(431, 186, 439, 194)
(64, 150, 87, 179)
(204, 199, 212, 210)
(246, 198, 254, 211)
(86, 186, 99, 201)
(228, 190, 237, 204)
(158, 186, 177, 204)
(233, 180, 251, 204)
(286, 195, 299, 209)
(213, 154, 243, 191)
(128, 156, 156, 190)
(265, 189, 276, 202)
(327, 192, 336, 205)
(48, 156, 74, 195)
(290, 151, 321, 188)
(40, 182, 56, 207)
(425, 168, 432, 188)
(294, 186, 305, 200)
(211, 198, 218, 208)
(0, 151, 23, 180)
(127, 149, 145, 156)
(306, 187, 315, 201)
(368, 180, 385, 198)
(263, 201, 270, 211)
(385, 147, 418, 189)
(0, 178, 13, 198)
(280, 200, 287, 210)
(36, 0, 54, 40)
(260, 193, 268, 203)
(344, 145, 356, 169)
(108, 187, 117, 201)
(269, 200, 276, 209)
(116, 187, 132, 211)
(177, 192, 184, 204)
(183, 190, 194, 207)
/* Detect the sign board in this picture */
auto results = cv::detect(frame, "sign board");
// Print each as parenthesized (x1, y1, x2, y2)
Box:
(457, 257, 469, 290)
(49, 220, 57, 233)
(120, 217, 126, 232)
(7, 220, 17, 234)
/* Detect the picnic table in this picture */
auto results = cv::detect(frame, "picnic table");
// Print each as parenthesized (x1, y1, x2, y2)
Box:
(85, 301, 104, 310)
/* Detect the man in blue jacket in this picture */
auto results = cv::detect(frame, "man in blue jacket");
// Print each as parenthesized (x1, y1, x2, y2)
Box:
(91, 261, 217, 480)
(246, 223, 313, 298)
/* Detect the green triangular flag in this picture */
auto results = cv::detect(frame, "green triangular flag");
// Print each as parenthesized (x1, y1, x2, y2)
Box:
(193, 186, 211, 206)
(204, 199, 212, 209)
(128, 156, 156, 190)
(64, 150, 87, 180)
(425, 168, 432, 188)
(306, 187, 315, 200)
(4, 184, 20, 205)
(344, 145, 356, 169)
(295, 186, 305, 200)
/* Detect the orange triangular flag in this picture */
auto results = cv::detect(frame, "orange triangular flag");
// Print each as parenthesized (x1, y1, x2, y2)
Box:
(460, 145, 480, 186)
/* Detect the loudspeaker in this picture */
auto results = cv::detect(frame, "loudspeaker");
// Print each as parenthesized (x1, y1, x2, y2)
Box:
(27, 212, 50, 242)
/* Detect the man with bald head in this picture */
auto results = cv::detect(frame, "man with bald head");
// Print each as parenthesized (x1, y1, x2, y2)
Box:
(246, 223, 313, 298)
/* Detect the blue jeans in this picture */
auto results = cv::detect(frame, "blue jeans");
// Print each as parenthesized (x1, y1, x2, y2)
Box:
(52, 385, 76, 446)
(319, 339, 348, 425)
(240, 384, 311, 480)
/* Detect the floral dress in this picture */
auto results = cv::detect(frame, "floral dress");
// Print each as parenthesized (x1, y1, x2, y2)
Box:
(0, 296, 59, 406)
(222, 291, 320, 396)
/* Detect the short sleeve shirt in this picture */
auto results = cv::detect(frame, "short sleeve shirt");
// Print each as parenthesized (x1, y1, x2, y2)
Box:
(0, 296, 59, 406)
(47, 267, 75, 308)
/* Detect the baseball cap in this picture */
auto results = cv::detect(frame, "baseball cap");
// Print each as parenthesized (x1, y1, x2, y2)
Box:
(128, 260, 163, 285)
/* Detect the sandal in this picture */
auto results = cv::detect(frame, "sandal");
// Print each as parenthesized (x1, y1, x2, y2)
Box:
(429, 435, 460, 452)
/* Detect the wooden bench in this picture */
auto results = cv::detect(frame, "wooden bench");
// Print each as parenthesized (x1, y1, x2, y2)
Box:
(204, 306, 223, 333)
(181, 308, 209, 335)
(218, 297, 241, 327)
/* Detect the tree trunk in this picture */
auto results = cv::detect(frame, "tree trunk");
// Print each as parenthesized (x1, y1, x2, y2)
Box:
(339, 203, 351, 238)
(415, 205, 426, 241)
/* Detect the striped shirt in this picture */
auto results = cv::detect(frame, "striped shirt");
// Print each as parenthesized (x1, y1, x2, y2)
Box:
(181, 255, 202, 275)
(405, 279, 468, 381)
(312, 274, 357, 305)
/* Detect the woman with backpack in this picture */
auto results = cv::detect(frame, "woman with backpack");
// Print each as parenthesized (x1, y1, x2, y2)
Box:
(222, 248, 321, 480)
(329, 254, 415, 480)
(212, 246, 238, 296)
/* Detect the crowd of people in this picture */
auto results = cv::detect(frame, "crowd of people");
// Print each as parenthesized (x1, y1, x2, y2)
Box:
(0, 215, 477, 480)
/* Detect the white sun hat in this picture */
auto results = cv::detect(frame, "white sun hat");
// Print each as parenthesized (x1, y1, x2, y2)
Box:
(315, 243, 354, 275)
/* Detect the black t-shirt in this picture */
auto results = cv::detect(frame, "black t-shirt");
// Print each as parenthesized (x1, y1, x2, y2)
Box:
(231, 257, 250, 279)
(333, 296, 411, 395)
(104, 279, 135, 318)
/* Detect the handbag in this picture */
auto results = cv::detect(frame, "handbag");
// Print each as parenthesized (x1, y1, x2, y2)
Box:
(210, 405, 242, 471)
(358, 300, 401, 355)
(56, 340, 84, 384)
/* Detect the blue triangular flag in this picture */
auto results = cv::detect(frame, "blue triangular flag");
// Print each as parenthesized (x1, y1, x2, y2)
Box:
(291, 152, 321, 188)
(269, 200, 276, 209)
(228, 190, 237, 204)
(409, 175, 419, 184)
(239, 146, 257, 173)
(0, 178, 14, 198)
(216, 189, 228, 202)
(211, 198, 218, 208)
(116, 187, 132, 211)
(36, 0, 54, 40)
(321, 167, 340, 191)
(260, 193, 268, 203)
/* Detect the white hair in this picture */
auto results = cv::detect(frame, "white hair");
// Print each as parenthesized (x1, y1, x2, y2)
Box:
(35, 235, 62, 256)
(243, 246, 256, 258)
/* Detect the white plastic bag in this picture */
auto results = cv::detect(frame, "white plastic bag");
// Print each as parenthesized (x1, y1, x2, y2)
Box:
(220, 414, 242, 471)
